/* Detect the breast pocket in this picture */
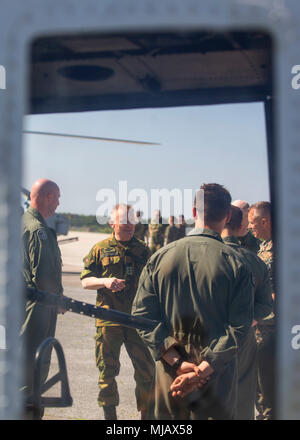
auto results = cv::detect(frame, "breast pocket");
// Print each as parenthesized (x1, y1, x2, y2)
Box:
(101, 255, 122, 277)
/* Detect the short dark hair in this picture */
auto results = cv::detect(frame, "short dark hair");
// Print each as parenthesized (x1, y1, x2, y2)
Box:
(194, 183, 232, 223)
(249, 201, 271, 218)
(226, 205, 243, 231)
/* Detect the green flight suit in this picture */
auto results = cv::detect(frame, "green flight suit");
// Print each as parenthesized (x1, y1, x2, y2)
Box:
(21, 206, 63, 407)
(238, 230, 261, 254)
(256, 239, 275, 420)
(80, 233, 155, 411)
(223, 236, 273, 420)
(132, 228, 254, 420)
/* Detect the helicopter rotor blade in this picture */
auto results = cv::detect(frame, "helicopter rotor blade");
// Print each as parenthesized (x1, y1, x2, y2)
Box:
(23, 130, 160, 146)
(21, 187, 30, 199)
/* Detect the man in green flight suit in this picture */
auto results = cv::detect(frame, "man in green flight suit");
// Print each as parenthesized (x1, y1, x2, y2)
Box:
(221, 205, 274, 420)
(80, 204, 155, 420)
(232, 200, 261, 254)
(132, 184, 254, 420)
(248, 201, 275, 420)
(21, 178, 65, 419)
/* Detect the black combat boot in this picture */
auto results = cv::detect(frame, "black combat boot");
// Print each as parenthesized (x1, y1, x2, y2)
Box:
(103, 405, 117, 420)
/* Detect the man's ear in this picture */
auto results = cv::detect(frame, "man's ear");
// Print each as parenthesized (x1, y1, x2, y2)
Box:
(225, 208, 232, 224)
(261, 217, 267, 226)
(47, 192, 53, 203)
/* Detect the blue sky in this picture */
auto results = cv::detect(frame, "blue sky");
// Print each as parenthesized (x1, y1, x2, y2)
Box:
(22, 102, 270, 219)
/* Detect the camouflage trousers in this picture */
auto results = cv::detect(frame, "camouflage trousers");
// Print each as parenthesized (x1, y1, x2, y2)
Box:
(95, 326, 155, 410)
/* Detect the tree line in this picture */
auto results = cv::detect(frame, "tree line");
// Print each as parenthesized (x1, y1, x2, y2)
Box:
(61, 213, 195, 233)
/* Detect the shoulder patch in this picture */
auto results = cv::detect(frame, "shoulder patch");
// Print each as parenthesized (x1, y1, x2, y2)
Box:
(38, 229, 47, 241)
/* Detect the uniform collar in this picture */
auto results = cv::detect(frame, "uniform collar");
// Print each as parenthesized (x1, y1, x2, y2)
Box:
(187, 227, 223, 243)
(27, 206, 47, 226)
(110, 232, 135, 248)
(222, 235, 240, 245)
(261, 239, 273, 248)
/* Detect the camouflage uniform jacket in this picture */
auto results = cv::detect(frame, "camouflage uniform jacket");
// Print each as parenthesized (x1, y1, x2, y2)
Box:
(80, 233, 150, 326)
(22, 206, 63, 333)
(257, 239, 275, 327)
(149, 223, 166, 247)
(258, 240, 274, 290)
(134, 221, 148, 242)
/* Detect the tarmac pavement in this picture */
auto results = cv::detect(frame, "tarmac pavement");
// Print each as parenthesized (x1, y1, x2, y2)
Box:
(43, 231, 142, 420)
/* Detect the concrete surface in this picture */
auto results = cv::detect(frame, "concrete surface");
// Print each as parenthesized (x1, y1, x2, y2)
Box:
(43, 231, 143, 420)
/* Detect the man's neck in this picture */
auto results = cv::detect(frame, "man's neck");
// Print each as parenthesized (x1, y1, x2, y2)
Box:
(262, 233, 272, 242)
(195, 221, 223, 235)
(30, 203, 47, 220)
(114, 233, 131, 243)
(221, 229, 232, 238)
(222, 227, 242, 238)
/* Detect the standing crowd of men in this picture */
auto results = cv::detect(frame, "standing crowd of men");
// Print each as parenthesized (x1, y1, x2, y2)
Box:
(134, 210, 187, 254)
(21, 178, 275, 421)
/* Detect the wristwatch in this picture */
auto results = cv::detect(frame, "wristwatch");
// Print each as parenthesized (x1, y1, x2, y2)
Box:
(171, 357, 184, 376)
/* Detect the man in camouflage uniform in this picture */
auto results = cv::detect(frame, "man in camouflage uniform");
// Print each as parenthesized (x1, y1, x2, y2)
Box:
(148, 210, 166, 254)
(176, 214, 186, 239)
(232, 200, 261, 254)
(221, 205, 274, 419)
(248, 201, 275, 420)
(134, 210, 148, 243)
(164, 215, 179, 245)
(21, 178, 65, 419)
(80, 204, 154, 420)
(132, 184, 254, 420)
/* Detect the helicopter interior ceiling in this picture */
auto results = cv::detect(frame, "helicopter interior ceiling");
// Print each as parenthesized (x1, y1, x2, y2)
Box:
(29, 31, 272, 115)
